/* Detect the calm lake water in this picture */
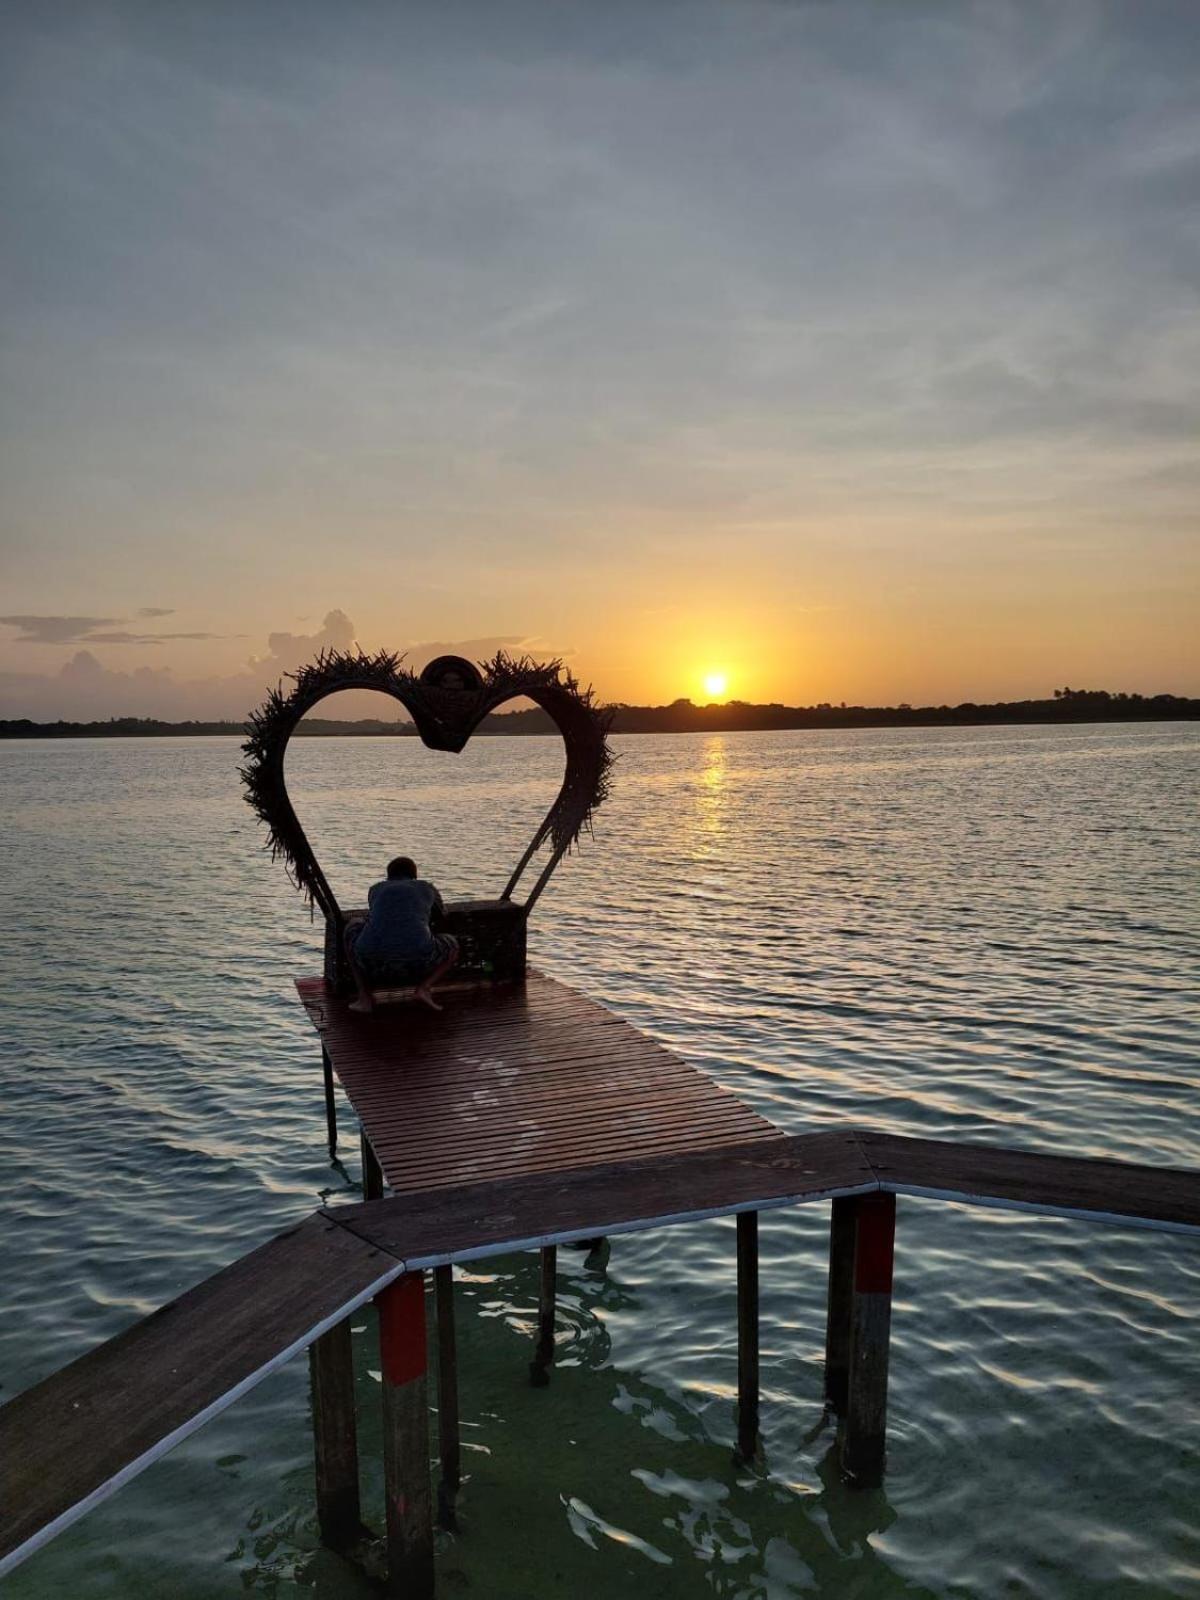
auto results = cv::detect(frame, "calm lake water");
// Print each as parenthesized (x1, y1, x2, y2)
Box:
(2, 724, 1198, 1599)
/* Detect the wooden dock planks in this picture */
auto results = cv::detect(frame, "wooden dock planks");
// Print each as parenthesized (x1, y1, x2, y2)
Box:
(0, 1214, 401, 1575)
(860, 1129, 1200, 1234)
(320, 1128, 1200, 1270)
(295, 972, 780, 1191)
(321, 1131, 876, 1267)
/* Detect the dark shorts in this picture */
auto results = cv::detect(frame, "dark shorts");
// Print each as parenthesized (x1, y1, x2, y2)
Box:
(349, 927, 459, 987)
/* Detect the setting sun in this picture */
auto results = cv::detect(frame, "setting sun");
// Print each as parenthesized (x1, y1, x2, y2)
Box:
(702, 672, 729, 700)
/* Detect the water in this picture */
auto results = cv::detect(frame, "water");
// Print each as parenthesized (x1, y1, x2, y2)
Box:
(2, 724, 1197, 1598)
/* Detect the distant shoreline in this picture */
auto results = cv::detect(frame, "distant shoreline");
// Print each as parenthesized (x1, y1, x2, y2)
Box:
(2, 691, 1196, 739)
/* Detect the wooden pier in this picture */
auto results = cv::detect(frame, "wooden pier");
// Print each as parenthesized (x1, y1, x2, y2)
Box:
(3, 971, 1199, 1590)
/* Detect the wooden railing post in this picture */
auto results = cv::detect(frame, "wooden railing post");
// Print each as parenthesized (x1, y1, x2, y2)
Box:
(824, 1195, 857, 1414)
(529, 1246, 557, 1386)
(377, 1273, 434, 1598)
(735, 1210, 760, 1462)
(838, 1193, 897, 1487)
(321, 1047, 338, 1156)
(361, 1131, 384, 1201)
(309, 1319, 361, 1551)
(434, 1264, 461, 1529)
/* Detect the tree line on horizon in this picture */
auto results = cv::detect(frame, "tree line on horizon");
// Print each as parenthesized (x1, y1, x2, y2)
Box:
(1, 687, 1196, 739)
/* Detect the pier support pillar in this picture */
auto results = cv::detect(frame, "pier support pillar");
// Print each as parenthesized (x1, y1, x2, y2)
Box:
(824, 1196, 857, 1414)
(529, 1246, 556, 1386)
(434, 1264, 461, 1529)
(834, 1193, 896, 1487)
(736, 1210, 760, 1462)
(361, 1131, 384, 1201)
(378, 1272, 434, 1598)
(309, 1318, 361, 1551)
(322, 1047, 338, 1156)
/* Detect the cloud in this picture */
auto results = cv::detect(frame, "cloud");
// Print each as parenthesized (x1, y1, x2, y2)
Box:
(250, 609, 357, 677)
(0, 645, 279, 722)
(0, 615, 121, 643)
(401, 634, 565, 667)
(0, 614, 229, 646)
(0, 612, 560, 721)
(2, 3, 1196, 703)
(82, 629, 232, 645)
(80, 633, 157, 645)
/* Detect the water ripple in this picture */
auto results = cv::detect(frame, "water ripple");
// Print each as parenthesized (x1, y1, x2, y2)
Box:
(1, 724, 1197, 1597)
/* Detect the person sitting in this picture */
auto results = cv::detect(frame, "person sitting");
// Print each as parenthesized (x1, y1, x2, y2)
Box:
(344, 855, 460, 1012)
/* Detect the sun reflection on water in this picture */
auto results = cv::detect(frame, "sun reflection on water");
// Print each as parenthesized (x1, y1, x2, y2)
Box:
(693, 736, 729, 844)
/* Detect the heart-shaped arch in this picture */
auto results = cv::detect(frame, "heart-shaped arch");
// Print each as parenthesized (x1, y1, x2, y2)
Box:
(241, 648, 613, 939)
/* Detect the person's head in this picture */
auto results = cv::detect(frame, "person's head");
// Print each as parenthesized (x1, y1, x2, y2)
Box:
(386, 855, 417, 881)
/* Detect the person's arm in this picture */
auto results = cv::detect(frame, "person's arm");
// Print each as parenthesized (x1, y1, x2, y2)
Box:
(429, 884, 446, 930)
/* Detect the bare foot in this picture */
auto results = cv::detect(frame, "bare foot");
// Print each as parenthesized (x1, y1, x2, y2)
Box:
(348, 997, 374, 1014)
(413, 986, 443, 1012)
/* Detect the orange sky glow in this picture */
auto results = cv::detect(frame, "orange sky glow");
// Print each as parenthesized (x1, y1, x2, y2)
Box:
(1, 4, 1197, 720)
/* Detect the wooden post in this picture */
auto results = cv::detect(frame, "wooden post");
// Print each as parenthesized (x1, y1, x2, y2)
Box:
(735, 1210, 760, 1462)
(378, 1273, 434, 1598)
(361, 1130, 384, 1201)
(309, 1319, 361, 1550)
(434, 1264, 460, 1530)
(824, 1195, 857, 1414)
(838, 1193, 896, 1487)
(322, 1047, 338, 1156)
(529, 1246, 556, 1386)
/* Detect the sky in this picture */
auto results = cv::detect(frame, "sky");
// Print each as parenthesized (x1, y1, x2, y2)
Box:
(1, 0, 1197, 720)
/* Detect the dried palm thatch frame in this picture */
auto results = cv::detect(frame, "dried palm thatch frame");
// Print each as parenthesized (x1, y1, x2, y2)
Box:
(241, 648, 613, 935)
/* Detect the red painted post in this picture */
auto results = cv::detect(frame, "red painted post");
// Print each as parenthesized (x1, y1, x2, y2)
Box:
(377, 1273, 434, 1597)
(838, 1192, 897, 1487)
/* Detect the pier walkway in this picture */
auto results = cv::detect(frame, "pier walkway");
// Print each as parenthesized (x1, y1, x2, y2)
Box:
(3, 975, 1199, 1589)
(295, 970, 779, 1191)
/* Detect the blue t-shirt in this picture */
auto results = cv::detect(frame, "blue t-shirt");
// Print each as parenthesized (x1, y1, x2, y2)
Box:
(354, 878, 443, 965)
